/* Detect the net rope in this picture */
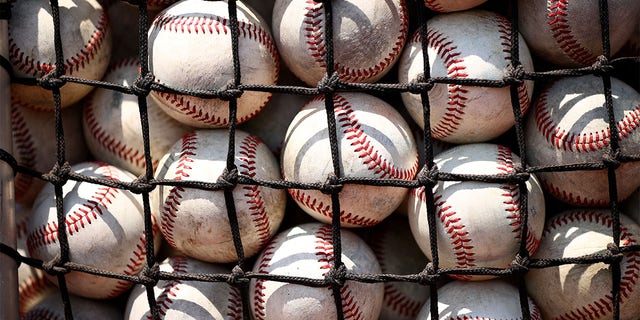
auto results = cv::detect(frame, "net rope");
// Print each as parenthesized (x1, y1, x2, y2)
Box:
(0, 0, 639, 319)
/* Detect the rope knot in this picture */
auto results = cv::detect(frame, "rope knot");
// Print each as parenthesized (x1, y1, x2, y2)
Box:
(407, 73, 433, 94)
(43, 162, 72, 187)
(139, 263, 160, 287)
(219, 81, 244, 101)
(602, 149, 621, 169)
(317, 73, 340, 94)
(129, 176, 155, 194)
(503, 64, 525, 86)
(416, 263, 439, 285)
(132, 73, 155, 97)
(320, 173, 342, 195)
(38, 70, 66, 90)
(509, 253, 530, 274)
(227, 265, 249, 287)
(417, 166, 438, 187)
(217, 166, 239, 190)
(606, 242, 624, 264)
(325, 263, 347, 287)
(42, 254, 69, 276)
(592, 55, 614, 76)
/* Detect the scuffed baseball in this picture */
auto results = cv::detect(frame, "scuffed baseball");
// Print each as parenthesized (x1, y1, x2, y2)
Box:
(250, 222, 384, 320)
(399, 10, 534, 144)
(518, 0, 640, 67)
(153, 129, 286, 263)
(282, 93, 419, 228)
(423, 0, 487, 12)
(11, 101, 88, 205)
(272, 0, 409, 85)
(524, 75, 640, 207)
(27, 161, 160, 299)
(83, 57, 191, 177)
(417, 280, 542, 319)
(408, 143, 546, 280)
(526, 209, 640, 319)
(16, 204, 56, 317)
(148, 0, 279, 128)
(125, 256, 243, 320)
(9, 0, 112, 110)
(22, 291, 122, 320)
(367, 216, 429, 320)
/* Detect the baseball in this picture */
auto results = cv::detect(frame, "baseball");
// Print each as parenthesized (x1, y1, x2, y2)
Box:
(152, 129, 286, 263)
(367, 216, 429, 320)
(9, 0, 112, 110)
(622, 187, 640, 225)
(11, 101, 88, 205)
(525, 209, 640, 319)
(281, 93, 419, 228)
(272, 0, 408, 85)
(524, 75, 640, 207)
(125, 256, 243, 320)
(423, 0, 487, 12)
(148, 0, 279, 128)
(416, 280, 542, 319)
(518, 0, 640, 67)
(407, 143, 546, 281)
(250, 222, 384, 320)
(82, 57, 191, 177)
(27, 161, 160, 299)
(399, 10, 535, 144)
(15, 204, 56, 317)
(22, 291, 122, 320)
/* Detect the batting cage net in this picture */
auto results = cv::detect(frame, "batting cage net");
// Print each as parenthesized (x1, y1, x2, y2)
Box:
(1, 0, 640, 319)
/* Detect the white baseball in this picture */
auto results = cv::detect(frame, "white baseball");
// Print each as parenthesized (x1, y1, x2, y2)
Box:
(281, 92, 419, 228)
(524, 75, 640, 207)
(416, 280, 542, 319)
(16, 204, 56, 317)
(367, 216, 429, 320)
(399, 10, 534, 144)
(8, 0, 112, 110)
(153, 129, 286, 263)
(125, 256, 243, 320)
(11, 101, 89, 205)
(83, 57, 191, 177)
(526, 209, 640, 319)
(423, 0, 487, 12)
(250, 222, 384, 320)
(148, 0, 279, 128)
(272, 0, 409, 85)
(518, 0, 640, 67)
(408, 143, 546, 281)
(22, 291, 122, 320)
(27, 161, 160, 299)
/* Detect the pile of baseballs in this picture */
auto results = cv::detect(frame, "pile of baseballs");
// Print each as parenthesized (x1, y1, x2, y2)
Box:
(5, 0, 640, 319)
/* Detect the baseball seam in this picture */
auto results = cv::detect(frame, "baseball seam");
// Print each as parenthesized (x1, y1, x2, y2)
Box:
(370, 228, 423, 318)
(302, 0, 408, 83)
(547, 0, 597, 65)
(160, 132, 198, 248)
(227, 287, 243, 320)
(495, 15, 532, 115)
(26, 164, 121, 254)
(22, 308, 58, 320)
(290, 189, 381, 227)
(546, 211, 640, 319)
(9, 10, 109, 77)
(146, 256, 189, 320)
(19, 276, 51, 317)
(107, 234, 151, 299)
(542, 179, 610, 207)
(152, 13, 279, 127)
(423, 0, 445, 12)
(535, 89, 640, 152)
(252, 240, 278, 320)
(238, 134, 272, 248)
(10, 101, 37, 197)
(496, 146, 541, 255)
(315, 225, 364, 320)
(415, 29, 469, 140)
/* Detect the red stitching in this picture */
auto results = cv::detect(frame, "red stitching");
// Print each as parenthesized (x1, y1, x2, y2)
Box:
(19, 275, 51, 317)
(146, 256, 189, 320)
(495, 15, 532, 114)
(227, 287, 243, 320)
(369, 226, 422, 318)
(107, 232, 154, 299)
(547, 210, 640, 319)
(302, 0, 408, 83)
(423, 0, 445, 12)
(547, 0, 597, 65)
(541, 179, 609, 207)
(334, 94, 419, 180)
(10, 100, 36, 198)
(534, 86, 640, 152)
(160, 132, 198, 248)
(289, 189, 380, 227)
(9, 10, 109, 77)
(27, 164, 121, 254)
(239, 134, 272, 247)
(22, 308, 59, 320)
(252, 240, 278, 320)
(314, 225, 364, 320)
(151, 12, 279, 127)
(84, 94, 150, 171)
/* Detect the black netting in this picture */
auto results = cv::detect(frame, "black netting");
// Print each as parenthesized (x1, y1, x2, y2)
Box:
(1, 0, 639, 319)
